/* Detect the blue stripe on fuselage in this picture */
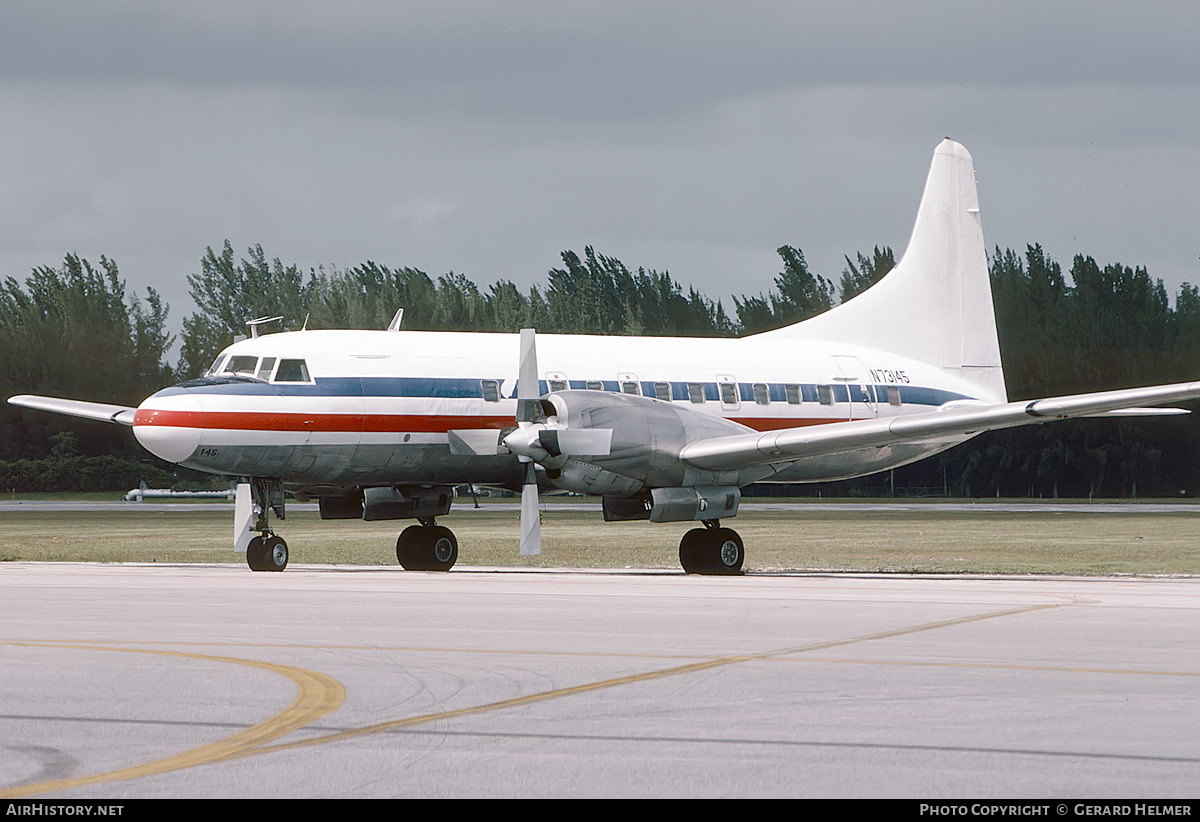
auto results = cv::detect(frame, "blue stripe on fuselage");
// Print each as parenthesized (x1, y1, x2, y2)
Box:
(153, 376, 972, 407)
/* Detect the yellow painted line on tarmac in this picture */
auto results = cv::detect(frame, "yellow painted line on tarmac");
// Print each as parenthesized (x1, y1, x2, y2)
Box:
(0, 642, 345, 799)
(256, 602, 1066, 755)
(61, 635, 1186, 679)
(6, 637, 714, 662)
(22, 639, 1194, 680)
(1, 602, 1068, 795)
(782, 657, 1200, 677)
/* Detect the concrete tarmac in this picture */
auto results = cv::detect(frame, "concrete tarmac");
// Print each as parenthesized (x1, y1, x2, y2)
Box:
(1, 563, 1197, 798)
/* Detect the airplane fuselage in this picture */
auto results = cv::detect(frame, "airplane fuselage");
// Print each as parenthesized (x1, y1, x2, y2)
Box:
(132, 328, 986, 494)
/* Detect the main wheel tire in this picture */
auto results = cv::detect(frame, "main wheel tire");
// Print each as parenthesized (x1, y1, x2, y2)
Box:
(396, 525, 458, 571)
(396, 525, 424, 570)
(708, 527, 744, 575)
(678, 528, 709, 574)
(426, 526, 458, 571)
(679, 527, 745, 575)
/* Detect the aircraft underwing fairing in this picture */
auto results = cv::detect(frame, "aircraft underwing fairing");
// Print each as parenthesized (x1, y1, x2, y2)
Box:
(10, 139, 1200, 574)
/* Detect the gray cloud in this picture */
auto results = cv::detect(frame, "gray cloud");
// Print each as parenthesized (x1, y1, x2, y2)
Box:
(1, 1, 1197, 337)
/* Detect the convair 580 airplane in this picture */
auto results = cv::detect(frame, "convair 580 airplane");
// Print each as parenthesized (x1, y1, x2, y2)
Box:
(12, 139, 1200, 574)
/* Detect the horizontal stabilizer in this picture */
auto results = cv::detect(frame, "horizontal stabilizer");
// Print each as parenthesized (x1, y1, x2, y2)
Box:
(8, 395, 137, 426)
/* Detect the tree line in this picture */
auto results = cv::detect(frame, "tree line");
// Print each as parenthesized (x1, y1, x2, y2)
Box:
(2, 240, 1198, 496)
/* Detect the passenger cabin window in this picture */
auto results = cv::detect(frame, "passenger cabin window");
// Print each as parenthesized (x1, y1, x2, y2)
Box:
(817, 384, 835, 405)
(687, 383, 706, 404)
(621, 380, 640, 395)
(586, 380, 604, 391)
(274, 359, 311, 382)
(654, 382, 672, 401)
(753, 383, 770, 405)
(785, 384, 802, 405)
(480, 379, 500, 402)
(887, 385, 902, 406)
(549, 379, 568, 393)
(719, 382, 739, 405)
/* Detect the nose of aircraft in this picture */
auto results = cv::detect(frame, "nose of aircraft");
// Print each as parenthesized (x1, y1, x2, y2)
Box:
(132, 390, 203, 464)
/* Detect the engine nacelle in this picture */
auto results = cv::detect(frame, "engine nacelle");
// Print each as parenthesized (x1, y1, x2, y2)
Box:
(603, 486, 742, 522)
(362, 485, 454, 521)
(540, 390, 770, 495)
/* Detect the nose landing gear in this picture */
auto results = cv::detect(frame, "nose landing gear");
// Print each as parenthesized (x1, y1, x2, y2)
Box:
(242, 478, 289, 572)
(247, 533, 288, 571)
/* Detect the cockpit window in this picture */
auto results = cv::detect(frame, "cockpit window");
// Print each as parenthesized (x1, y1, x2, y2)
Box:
(274, 359, 311, 382)
(206, 354, 228, 376)
(225, 355, 258, 377)
(256, 357, 277, 382)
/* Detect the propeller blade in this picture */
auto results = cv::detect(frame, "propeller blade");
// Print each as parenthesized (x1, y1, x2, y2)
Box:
(516, 327, 540, 423)
(514, 327, 543, 556)
(519, 460, 542, 556)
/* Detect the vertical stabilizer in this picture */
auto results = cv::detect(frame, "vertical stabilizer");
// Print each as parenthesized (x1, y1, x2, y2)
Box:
(765, 139, 1007, 402)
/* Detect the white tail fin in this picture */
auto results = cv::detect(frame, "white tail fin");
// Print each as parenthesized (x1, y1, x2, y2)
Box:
(765, 138, 1007, 402)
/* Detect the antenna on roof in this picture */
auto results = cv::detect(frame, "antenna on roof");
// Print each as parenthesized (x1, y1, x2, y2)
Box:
(247, 316, 284, 339)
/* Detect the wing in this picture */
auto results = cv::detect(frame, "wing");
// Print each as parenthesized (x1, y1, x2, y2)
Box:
(679, 381, 1200, 472)
(8, 395, 137, 426)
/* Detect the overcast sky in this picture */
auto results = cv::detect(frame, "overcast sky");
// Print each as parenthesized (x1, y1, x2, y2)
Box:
(2, 1, 1198, 332)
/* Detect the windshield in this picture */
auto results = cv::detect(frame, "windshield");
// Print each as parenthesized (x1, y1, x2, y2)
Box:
(204, 353, 310, 383)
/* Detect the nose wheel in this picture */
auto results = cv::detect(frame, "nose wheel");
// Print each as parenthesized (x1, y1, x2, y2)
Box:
(679, 524, 744, 575)
(247, 533, 288, 572)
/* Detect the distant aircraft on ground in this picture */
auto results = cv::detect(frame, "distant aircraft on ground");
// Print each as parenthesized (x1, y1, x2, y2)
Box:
(12, 139, 1200, 574)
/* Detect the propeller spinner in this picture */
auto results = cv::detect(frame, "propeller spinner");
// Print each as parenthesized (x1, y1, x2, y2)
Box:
(501, 329, 612, 556)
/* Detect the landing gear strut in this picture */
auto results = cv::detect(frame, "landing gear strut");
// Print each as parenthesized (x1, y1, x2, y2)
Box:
(244, 478, 288, 572)
(396, 519, 458, 571)
(679, 521, 744, 575)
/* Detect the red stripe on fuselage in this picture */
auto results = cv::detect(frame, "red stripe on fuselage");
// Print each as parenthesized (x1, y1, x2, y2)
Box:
(134, 408, 509, 433)
(132, 408, 835, 433)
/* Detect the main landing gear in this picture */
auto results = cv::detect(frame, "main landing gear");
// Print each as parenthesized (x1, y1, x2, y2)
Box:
(396, 519, 459, 571)
(678, 521, 744, 575)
